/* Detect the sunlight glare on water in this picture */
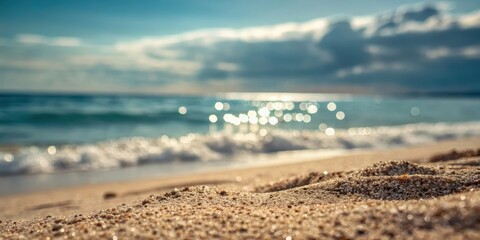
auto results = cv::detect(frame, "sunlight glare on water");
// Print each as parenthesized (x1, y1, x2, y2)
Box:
(171, 93, 351, 137)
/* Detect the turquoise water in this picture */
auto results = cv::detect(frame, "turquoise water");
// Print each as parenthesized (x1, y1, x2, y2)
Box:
(1, 92, 480, 176)
(1, 93, 480, 145)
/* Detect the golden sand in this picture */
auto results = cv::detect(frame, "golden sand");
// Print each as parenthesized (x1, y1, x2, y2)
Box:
(1, 148, 479, 239)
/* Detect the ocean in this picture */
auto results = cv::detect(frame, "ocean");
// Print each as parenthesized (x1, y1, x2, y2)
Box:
(1, 92, 480, 194)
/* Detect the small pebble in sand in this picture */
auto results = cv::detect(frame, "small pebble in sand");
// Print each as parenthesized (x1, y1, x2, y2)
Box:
(103, 192, 117, 200)
(52, 224, 63, 231)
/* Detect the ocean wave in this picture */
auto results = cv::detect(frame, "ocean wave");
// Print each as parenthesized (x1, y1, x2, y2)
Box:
(1, 121, 480, 175)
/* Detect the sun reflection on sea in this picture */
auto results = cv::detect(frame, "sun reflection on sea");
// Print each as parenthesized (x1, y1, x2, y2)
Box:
(177, 93, 353, 137)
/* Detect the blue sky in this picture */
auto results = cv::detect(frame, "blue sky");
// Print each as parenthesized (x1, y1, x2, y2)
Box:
(1, 1, 480, 94)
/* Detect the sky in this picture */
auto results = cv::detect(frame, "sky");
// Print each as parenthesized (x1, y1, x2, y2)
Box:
(0, 0, 480, 94)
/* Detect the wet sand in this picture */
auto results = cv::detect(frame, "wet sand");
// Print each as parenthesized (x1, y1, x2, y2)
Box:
(1, 138, 480, 239)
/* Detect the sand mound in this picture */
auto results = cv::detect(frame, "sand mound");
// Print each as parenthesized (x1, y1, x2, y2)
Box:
(323, 175, 461, 200)
(356, 161, 437, 176)
(257, 161, 479, 201)
(256, 161, 439, 193)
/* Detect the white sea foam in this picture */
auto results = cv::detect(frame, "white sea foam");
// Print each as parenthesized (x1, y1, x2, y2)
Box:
(1, 121, 480, 175)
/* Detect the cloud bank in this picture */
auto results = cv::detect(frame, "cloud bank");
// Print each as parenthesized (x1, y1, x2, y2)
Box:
(1, 3, 480, 93)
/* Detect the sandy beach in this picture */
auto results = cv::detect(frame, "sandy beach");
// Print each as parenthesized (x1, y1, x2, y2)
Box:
(1, 137, 479, 239)
(3, 0, 480, 238)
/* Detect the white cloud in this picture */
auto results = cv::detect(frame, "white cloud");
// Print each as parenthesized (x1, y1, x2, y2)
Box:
(461, 46, 480, 58)
(2, 3, 480, 93)
(423, 47, 452, 59)
(114, 19, 330, 53)
(336, 62, 409, 78)
(16, 34, 82, 47)
(423, 46, 480, 59)
(109, 2, 480, 79)
(458, 10, 480, 28)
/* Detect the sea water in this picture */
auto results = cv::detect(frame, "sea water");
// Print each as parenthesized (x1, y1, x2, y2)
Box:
(1, 92, 480, 194)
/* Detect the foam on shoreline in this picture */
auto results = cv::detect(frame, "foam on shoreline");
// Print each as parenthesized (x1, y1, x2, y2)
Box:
(1, 121, 480, 175)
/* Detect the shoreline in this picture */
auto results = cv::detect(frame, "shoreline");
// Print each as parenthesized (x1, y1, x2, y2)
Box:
(1, 137, 479, 239)
(1, 137, 479, 221)
(0, 148, 347, 196)
(3, 120, 480, 176)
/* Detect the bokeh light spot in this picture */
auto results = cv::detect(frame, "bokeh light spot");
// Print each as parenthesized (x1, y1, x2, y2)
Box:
(307, 105, 318, 114)
(47, 146, 57, 155)
(325, 127, 336, 136)
(327, 102, 337, 111)
(209, 114, 218, 123)
(215, 102, 223, 111)
(178, 106, 187, 114)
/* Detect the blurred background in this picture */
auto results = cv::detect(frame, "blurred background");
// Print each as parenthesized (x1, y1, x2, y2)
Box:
(0, 0, 479, 194)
